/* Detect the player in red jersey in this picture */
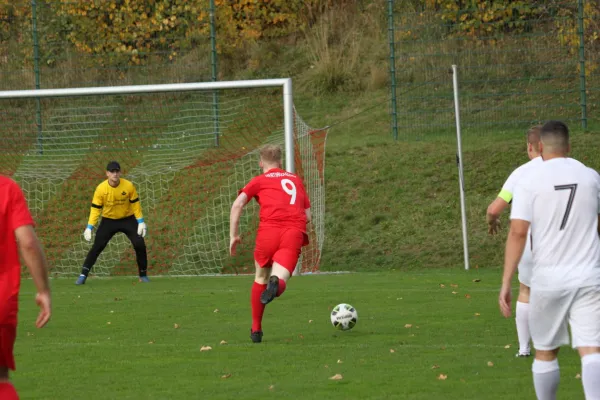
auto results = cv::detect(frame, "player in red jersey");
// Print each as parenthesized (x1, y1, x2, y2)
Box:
(0, 176, 51, 399)
(229, 144, 311, 343)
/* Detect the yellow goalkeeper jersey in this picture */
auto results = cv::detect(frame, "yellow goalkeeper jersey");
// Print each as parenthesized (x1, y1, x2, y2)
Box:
(87, 179, 143, 226)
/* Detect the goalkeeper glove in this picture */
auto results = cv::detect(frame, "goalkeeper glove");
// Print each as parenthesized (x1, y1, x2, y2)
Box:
(137, 218, 147, 238)
(83, 224, 93, 242)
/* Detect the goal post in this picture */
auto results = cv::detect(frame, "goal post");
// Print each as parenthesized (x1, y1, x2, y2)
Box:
(0, 79, 327, 277)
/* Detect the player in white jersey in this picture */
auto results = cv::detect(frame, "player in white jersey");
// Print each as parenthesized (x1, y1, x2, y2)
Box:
(499, 120, 600, 400)
(487, 125, 542, 357)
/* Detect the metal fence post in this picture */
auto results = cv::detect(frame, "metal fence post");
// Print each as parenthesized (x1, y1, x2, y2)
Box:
(387, 0, 399, 141)
(31, 0, 43, 154)
(578, 0, 588, 130)
(210, 0, 221, 147)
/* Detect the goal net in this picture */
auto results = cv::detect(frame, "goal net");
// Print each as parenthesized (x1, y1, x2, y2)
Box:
(0, 80, 328, 276)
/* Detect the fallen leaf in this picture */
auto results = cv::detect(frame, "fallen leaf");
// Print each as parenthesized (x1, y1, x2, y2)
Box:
(452, 291, 458, 295)
(337, 359, 343, 364)
(487, 361, 494, 367)
(576, 373, 581, 379)
(432, 365, 440, 369)
(221, 374, 231, 379)
(110, 310, 114, 313)
(440, 346, 447, 350)
(460, 378, 466, 383)
(27, 332, 34, 337)
(472, 279, 481, 283)
(213, 309, 219, 313)
(390, 349, 395, 353)
(148, 340, 155, 344)
(269, 385, 275, 391)
(439, 284, 446, 288)
(324, 365, 329, 369)
(174, 323, 180, 329)
(465, 294, 471, 299)
(404, 324, 412, 328)
(504, 344, 511, 349)
(309, 320, 313, 323)
(437, 374, 448, 380)
(450, 284, 459, 288)
(396, 297, 403, 300)
(474, 313, 481, 317)
(298, 334, 304, 339)
(200, 346, 212, 351)
(220, 340, 227, 345)
(114, 297, 122, 301)
(329, 374, 343, 380)
(107, 322, 111, 325)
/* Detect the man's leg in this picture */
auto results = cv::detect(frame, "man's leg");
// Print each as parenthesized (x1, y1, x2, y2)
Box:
(532, 349, 561, 400)
(0, 326, 18, 400)
(121, 217, 148, 281)
(260, 229, 303, 305)
(529, 289, 572, 400)
(516, 283, 532, 357)
(77, 219, 116, 284)
(570, 286, 600, 399)
(250, 261, 271, 343)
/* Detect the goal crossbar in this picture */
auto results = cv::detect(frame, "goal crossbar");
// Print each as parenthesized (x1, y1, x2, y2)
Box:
(0, 78, 296, 173)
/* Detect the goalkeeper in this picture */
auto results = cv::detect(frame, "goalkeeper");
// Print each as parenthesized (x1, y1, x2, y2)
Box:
(76, 161, 149, 285)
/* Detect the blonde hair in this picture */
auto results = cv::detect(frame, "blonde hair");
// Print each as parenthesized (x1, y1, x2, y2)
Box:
(527, 125, 542, 152)
(259, 144, 282, 165)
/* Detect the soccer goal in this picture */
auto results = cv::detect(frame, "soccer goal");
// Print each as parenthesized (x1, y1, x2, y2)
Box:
(0, 79, 328, 276)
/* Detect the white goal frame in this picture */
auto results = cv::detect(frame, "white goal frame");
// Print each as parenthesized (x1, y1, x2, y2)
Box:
(0, 78, 307, 275)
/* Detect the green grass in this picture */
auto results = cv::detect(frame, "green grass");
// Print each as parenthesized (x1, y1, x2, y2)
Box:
(13, 270, 585, 399)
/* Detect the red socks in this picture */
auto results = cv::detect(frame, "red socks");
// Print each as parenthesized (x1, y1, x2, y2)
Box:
(0, 382, 19, 400)
(251, 282, 267, 332)
(276, 279, 287, 297)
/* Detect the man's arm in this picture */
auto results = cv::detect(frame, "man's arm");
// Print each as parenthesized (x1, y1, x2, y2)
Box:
(15, 225, 51, 328)
(87, 185, 103, 228)
(486, 196, 509, 235)
(305, 208, 312, 224)
(229, 192, 248, 256)
(499, 218, 529, 318)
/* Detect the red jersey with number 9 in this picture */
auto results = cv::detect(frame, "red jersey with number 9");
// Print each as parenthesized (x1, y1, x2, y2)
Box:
(240, 168, 310, 233)
(0, 176, 35, 325)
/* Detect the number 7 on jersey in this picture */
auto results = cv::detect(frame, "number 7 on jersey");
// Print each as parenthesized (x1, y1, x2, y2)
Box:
(554, 183, 577, 230)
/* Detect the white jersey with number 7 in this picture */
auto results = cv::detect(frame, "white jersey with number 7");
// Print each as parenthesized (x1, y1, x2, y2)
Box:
(510, 157, 600, 290)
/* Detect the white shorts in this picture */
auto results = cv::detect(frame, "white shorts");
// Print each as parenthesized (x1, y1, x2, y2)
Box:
(517, 262, 532, 287)
(517, 236, 532, 287)
(529, 285, 600, 351)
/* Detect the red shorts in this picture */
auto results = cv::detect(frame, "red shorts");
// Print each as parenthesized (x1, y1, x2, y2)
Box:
(0, 325, 16, 370)
(254, 228, 306, 274)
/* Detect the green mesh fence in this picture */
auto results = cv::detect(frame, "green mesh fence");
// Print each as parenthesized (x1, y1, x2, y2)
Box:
(0, 1, 214, 91)
(391, 1, 599, 141)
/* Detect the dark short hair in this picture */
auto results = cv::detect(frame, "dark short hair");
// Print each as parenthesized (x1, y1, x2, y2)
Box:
(541, 120, 569, 139)
(540, 120, 569, 151)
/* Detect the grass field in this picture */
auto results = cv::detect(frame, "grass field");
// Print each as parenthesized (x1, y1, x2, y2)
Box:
(13, 269, 585, 399)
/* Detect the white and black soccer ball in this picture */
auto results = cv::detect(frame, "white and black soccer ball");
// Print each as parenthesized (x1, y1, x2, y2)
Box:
(330, 303, 358, 331)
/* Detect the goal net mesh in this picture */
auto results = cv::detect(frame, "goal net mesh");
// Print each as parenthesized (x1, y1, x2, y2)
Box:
(0, 86, 327, 276)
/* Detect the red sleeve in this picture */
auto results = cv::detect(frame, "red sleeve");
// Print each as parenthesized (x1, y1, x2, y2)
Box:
(9, 180, 34, 231)
(300, 180, 311, 209)
(240, 176, 261, 200)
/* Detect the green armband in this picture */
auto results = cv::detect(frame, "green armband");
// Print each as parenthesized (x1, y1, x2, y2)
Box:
(498, 189, 513, 203)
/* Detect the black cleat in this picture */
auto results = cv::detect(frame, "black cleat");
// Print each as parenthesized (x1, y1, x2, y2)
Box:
(260, 275, 279, 305)
(250, 330, 263, 343)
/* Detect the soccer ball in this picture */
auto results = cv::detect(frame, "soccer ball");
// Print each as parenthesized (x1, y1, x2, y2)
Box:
(330, 303, 358, 331)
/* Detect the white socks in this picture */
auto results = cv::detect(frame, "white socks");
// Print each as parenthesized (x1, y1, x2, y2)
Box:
(532, 359, 560, 400)
(516, 301, 531, 354)
(582, 353, 600, 400)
